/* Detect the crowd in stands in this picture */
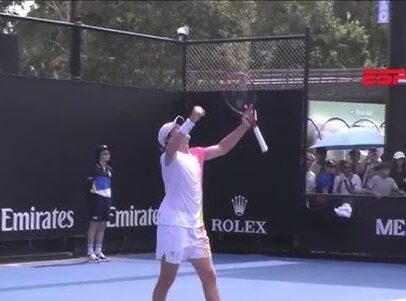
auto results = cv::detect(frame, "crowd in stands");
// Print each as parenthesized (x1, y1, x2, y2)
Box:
(306, 148, 406, 198)
(305, 148, 406, 219)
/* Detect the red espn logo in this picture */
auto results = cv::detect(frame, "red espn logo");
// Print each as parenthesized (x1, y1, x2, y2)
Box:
(362, 68, 406, 86)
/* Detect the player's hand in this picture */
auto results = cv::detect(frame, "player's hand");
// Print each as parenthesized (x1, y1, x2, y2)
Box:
(190, 106, 206, 123)
(241, 104, 256, 129)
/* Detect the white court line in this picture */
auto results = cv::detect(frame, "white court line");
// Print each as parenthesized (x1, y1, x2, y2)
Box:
(0, 256, 301, 269)
(0, 258, 86, 268)
(214, 260, 300, 271)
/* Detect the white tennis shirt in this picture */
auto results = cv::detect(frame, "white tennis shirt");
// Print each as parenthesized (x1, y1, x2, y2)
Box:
(158, 147, 206, 228)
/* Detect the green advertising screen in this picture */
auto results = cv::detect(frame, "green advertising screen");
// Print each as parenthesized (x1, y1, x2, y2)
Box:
(307, 101, 386, 157)
(309, 101, 385, 127)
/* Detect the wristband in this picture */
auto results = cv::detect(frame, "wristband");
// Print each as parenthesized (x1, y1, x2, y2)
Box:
(179, 118, 195, 135)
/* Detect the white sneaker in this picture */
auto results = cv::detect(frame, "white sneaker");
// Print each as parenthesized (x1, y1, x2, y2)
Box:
(97, 252, 110, 262)
(88, 253, 100, 263)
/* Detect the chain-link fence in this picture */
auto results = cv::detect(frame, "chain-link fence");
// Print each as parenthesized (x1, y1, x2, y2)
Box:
(184, 36, 307, 92)
(1, 13, 309, 93)
(81, 30, 183, 90)
(0, 13, 184, 91)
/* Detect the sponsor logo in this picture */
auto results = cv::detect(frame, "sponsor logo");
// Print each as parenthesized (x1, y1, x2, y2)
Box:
(1, 206, 74, 232)
(231, 195, 248, 216)
(107, 205, 158, 228)
(377, 0, 390, 24)
(362, 68, 406, 86)
(376, 219, 406, 236)
(211, 195, 267, 235)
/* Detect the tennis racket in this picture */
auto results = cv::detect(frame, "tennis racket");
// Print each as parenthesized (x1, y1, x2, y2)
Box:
(221, 72, 269, 153)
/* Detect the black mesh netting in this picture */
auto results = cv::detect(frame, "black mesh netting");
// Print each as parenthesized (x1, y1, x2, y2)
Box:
(185, 37, 306, 92)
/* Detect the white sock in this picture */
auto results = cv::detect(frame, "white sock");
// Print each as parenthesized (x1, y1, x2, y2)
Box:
(95, 244, 102, 255)
(87, 244, 94, 256)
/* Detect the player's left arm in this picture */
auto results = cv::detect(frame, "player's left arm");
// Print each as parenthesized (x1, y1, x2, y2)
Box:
(204, 107, 255, 161)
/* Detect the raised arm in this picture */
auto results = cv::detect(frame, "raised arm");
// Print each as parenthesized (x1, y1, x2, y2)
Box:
(165, 106, 205, 165)
(204, 106, 255, 161)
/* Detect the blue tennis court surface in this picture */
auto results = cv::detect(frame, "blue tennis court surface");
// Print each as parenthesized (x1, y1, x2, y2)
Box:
(1, 253, 405, 301)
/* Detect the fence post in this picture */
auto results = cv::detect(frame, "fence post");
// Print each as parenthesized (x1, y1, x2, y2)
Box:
(295, 26, 312, 251)
(70, 0, 81, 80)
(301, 26, 311, 179)
(385, 0, 406, 158)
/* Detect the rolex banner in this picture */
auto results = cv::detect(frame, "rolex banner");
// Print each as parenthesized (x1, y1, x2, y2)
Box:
(210, 195, 268, 235)
(0, 74, 182, 241)
(187, 90, 305, 249)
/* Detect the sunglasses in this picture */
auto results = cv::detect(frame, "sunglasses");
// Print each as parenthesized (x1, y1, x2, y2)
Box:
(175, 116, 185, 125)
(164, 116, 185, 143)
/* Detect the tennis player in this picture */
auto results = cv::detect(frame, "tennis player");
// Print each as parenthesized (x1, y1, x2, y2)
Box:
(86, 145, 112, 262)
(153, 105, 256, 301)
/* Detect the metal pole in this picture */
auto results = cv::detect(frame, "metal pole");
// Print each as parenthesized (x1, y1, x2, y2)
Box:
(301, 26, 311, 184)
(292, 27, 312, 252)
(0, 13, 182, 43)
(293, 26, 312, 252)
(385, 0, 406, 159)
(70, 0, 81, 80)
(186, 34, 306, 44)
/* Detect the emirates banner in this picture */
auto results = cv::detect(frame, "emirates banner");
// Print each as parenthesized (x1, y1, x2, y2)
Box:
(0, 74, 182, 241)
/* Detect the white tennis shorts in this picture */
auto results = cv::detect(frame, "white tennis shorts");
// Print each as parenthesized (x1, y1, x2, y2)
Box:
(156, 225, 211, 264)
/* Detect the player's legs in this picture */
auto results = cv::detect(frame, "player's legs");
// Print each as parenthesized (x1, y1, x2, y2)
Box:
(87, 194, 109, 260)
(93, 196, 110, 260)
(87, 221, 98, 252)
(153, 256, 180, 301)
(95, 221, 106, 245)
(192, 257, 221, 301)
(87, 193, 98, 256)
(87, 221, 99, 261)
(95, 222, 107, 260)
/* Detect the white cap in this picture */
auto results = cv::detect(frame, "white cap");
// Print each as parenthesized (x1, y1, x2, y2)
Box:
(393, 151, 406, 160)
(334, 203, 352, 219)
(158, 116, 184, 148)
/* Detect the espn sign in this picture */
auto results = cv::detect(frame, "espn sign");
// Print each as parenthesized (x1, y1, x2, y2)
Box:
(376, 219, 406, 236)
(362, 68, 406, 86)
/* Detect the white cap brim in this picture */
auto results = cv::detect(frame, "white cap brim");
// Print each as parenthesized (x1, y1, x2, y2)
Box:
(158, 116, 184, 148)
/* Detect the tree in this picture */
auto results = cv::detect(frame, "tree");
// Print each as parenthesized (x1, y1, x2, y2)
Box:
(1, 1, 24, 33)
(252, 1, 371, 68)
(11, 1, 250, 88)
(332, 0, 388, 67)
(0, 0, 388, 88)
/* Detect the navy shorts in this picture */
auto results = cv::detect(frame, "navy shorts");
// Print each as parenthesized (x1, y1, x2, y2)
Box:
(88, 194, 111, 222)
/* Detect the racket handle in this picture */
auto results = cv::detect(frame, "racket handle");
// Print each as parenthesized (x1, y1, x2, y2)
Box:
(253, 126, 268, 153)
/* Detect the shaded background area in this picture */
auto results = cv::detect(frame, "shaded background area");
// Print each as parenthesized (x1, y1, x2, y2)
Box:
(0, 74, 306, 255)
